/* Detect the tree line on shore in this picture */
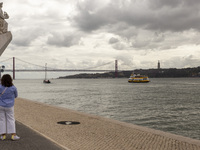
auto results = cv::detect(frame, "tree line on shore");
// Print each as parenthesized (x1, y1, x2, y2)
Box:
(59, 67, 200, 79)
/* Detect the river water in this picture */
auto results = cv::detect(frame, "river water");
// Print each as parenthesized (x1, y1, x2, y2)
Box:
(14, 78, 200, 140)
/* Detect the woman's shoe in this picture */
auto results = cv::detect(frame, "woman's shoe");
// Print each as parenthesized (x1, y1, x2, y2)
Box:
(11, 135, 20, 141)
(0, 135, 6, 140)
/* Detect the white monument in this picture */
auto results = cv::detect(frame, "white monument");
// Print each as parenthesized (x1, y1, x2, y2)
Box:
(0, 2, 12, 56)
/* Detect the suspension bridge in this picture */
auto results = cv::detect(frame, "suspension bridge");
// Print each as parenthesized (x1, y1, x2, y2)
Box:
(0, 57, 121, 79)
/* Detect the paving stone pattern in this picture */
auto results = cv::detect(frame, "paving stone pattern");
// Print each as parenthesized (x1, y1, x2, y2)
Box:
(14, 98, 200, 150)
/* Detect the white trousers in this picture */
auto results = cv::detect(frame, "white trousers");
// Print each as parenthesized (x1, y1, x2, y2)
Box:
(0, 106, 16, 134)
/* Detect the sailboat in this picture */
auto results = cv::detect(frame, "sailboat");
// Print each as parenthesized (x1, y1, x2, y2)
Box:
(43, 63, 51, 83)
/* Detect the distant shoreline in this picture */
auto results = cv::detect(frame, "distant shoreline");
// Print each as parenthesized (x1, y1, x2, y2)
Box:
(59, 67, 200, 79)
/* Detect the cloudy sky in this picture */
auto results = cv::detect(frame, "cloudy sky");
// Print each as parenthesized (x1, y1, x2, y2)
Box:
(1, 0, 200, 78)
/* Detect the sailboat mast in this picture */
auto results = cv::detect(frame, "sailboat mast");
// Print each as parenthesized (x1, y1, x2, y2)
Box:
(45, 63, 47, 80)
(43, 63, 51, 83)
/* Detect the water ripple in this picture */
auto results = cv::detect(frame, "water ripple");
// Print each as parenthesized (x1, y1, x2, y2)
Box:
(14, 78, 200, 140)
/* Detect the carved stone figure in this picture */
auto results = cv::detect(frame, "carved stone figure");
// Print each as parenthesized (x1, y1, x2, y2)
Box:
(0, 2, 12, 56)
(0, 2, 9, 34)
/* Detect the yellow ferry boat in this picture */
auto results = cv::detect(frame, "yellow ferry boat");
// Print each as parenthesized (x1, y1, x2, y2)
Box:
(128, 73, 150, 83)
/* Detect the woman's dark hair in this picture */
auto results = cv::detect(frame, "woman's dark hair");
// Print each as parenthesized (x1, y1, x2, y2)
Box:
(1, 74, 13, 87)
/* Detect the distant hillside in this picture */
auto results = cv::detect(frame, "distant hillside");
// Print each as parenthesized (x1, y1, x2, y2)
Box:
(59, 67, 200, 79)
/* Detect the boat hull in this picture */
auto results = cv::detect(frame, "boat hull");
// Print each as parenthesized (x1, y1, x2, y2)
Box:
(128, 73, 150, 83)
(128, 80, 150, 83)
(43, 80, 51, 83)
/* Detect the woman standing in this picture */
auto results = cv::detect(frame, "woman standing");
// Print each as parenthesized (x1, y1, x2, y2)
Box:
(0, 74, 20, 140)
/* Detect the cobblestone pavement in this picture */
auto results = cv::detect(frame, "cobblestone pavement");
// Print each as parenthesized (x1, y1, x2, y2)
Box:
(14, 98, 200, 150)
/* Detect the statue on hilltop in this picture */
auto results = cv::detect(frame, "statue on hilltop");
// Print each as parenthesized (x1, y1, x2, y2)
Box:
(0, 2, 9, 34)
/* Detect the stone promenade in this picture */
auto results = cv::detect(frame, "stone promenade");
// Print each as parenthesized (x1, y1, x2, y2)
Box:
(11, 98, 200, 150)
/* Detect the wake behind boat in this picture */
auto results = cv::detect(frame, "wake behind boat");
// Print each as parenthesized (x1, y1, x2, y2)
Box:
(128, 73, 150, 83)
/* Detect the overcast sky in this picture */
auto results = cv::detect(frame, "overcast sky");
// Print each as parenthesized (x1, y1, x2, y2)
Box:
(1, 0, 200, 78)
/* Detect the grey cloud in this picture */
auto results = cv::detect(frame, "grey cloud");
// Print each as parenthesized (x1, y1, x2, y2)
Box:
(13, 37, 31, 47)
(47, 32, 81, 47)
(64, 58, 77, 69)
(148, 0, 200, 9)
(72, 8, 108, 32)
(12, 28, 43, 47)
(73, 0, 200, 33)
(109, 37, 119, 44)
(107, 24, 138, 40)
(115, 55, 135, 69)
(116, 55, 133, 65)
(130, 31, 165, 50)
(72, 0, 120, 32)
(112, 43, 126, 50)
(148, 0, 183, 9)
(152, 32, 165, 42)
(163, 55, 200, 68)
(72, 0, 192, 50)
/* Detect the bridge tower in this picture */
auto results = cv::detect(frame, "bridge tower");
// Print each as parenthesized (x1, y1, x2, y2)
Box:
(13, 57, 15, 80)
(115, 60, 118, 78)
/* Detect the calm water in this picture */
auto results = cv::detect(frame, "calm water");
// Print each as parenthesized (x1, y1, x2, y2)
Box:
(14, 78, 200, 140)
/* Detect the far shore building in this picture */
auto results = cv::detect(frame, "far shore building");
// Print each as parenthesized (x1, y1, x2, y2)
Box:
(157, 60, 160, 69)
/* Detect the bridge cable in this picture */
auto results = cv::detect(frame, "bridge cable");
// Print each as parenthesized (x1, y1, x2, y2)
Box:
(0, 57, 13, 63)
(15, 57, 62, 70)
(83, 61, 113, 70)
(15, 57, 46, 69)
(3, 57, 115, 71)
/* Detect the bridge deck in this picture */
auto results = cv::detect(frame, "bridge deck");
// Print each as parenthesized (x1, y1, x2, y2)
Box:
(4, 69, 114, 72)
